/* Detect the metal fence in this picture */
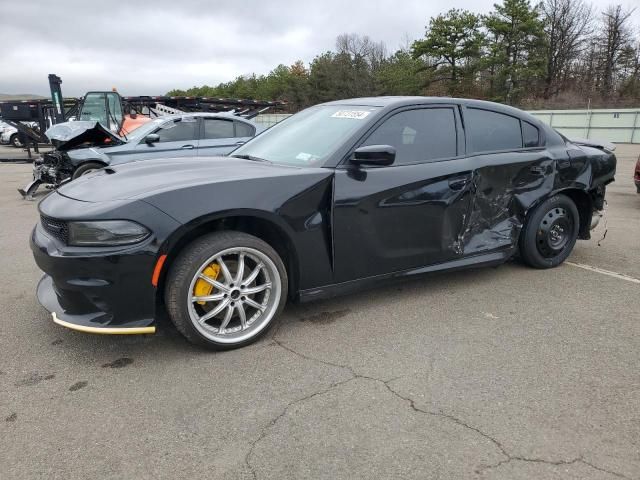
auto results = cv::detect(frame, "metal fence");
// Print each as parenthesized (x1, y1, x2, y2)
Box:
(527, 108, 640, 144)
(253, 114, 292, 128)
(257, 108, 640, 144)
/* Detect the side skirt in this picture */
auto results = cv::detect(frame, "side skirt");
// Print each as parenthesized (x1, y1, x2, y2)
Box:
(298, 249, 515, 302)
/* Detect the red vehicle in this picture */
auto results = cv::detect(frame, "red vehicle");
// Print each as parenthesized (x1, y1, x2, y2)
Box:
(635, 154, 640, 193)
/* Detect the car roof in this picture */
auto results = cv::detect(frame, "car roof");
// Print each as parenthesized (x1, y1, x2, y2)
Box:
(320, 96, 543, 125)
(156, 112, 256, 123)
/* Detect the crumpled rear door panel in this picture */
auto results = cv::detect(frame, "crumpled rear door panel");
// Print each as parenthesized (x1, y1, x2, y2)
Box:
(462, 150, 556, 255)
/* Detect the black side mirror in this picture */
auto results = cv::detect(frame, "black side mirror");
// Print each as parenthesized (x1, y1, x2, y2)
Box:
(351, 145, 395, 166)
(144, 133, 160, 144)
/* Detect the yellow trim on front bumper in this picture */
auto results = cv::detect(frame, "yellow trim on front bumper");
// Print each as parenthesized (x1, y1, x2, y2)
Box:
(52, 312, 156, 335)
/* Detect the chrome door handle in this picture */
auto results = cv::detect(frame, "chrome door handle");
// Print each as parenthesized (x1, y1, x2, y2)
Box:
(181, 145, 195, 149)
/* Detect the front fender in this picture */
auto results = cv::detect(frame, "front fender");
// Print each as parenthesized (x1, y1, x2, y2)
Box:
(65, 148, 112, 167)
(148, 173, 335, 294)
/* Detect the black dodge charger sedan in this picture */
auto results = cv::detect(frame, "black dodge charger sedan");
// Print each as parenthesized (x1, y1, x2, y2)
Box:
(31, 97, 616, 349)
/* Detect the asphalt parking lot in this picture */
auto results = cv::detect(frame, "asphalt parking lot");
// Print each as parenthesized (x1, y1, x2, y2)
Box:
(1, 145, 639, 480)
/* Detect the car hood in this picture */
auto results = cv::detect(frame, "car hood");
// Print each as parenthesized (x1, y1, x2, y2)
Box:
(46, 121, 125, 151)
(56, 156, 320, 203)
(64, 144, 119, 164)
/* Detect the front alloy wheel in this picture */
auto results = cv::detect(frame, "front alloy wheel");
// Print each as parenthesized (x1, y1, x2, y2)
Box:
(165, 232, 287, 349)
(10, 133, 23, 148)
(188, 247, 280, 344)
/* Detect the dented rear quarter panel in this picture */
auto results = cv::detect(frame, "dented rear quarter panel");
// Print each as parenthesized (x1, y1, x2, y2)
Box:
(463, 149, 557, 255)
(462, 145, 615, 256)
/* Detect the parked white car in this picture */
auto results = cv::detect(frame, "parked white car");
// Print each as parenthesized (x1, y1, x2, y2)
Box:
(0, 121, 21, 147)
(0, 120, 10, 139)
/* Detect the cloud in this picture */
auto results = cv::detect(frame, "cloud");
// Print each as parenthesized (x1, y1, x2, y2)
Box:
(0, 0, 636, 96)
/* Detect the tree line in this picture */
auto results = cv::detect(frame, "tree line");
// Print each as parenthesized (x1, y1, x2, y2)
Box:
(168, 0, 639, 110)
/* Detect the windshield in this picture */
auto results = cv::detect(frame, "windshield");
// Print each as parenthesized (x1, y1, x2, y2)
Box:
(232, 105, 380, 167)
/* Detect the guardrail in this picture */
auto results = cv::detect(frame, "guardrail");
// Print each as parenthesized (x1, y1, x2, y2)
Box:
(257, 108, 640, 144)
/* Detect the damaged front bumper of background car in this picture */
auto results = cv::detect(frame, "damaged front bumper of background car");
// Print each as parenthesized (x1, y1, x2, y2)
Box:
(18, 121, 124, 200)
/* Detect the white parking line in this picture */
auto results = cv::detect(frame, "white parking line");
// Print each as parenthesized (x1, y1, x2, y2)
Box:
(566, 262, 640, 284)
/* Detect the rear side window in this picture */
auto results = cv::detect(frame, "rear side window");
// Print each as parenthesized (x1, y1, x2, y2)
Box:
(203, 118, 235, 139)
(155, 119, 197, 142)
(235, 121, 255, 138)
(362, 108, 457, 165)
(522, 121, 540, 147)
(467, 108, 522, 152)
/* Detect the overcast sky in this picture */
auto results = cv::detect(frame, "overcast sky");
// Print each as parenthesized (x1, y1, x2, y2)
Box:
(0, 0, 637, 97)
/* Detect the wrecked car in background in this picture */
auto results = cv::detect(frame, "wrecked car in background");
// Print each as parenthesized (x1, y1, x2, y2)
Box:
(31, 97, 616, 350)
(19, 112, 262, 198)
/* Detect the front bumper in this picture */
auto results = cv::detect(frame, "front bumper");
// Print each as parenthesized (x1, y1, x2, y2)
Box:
(38, 276, 155, 334)
(31, 223, 158, 334)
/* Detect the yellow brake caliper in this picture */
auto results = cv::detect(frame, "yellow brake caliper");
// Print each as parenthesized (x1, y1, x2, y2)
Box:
(193, 263, 221, 305)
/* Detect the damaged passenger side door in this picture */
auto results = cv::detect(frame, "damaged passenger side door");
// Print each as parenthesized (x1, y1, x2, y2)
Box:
(461, 107, 554, 255)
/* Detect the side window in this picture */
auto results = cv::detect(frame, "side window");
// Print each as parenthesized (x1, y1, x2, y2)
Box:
(235, 121, 255, 138)
(466, 108, 522, 152)
(362, 108, 457, 165)
(522, 121, 540, 148)
(203, 118, 235, 139)
(155, 118, 197, 142)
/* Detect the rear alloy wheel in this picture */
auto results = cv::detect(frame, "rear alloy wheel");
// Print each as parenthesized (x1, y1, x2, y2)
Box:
(165, 231, 287, 349)
(519, 194, 579, 269)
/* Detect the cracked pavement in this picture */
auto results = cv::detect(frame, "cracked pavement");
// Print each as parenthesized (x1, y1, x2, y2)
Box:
(1, 145, 639, 479)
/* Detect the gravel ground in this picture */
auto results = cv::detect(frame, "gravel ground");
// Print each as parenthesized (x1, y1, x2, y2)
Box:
(1, 145, 639, 480)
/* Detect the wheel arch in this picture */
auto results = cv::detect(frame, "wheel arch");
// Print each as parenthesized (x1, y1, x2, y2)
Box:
(76, 159, 109, 169)
(10, 132, 21, 147)
(156, 211, 300, 303)
(553, 188, 592, 239)
(71, 160, 110, 178)
(525, 187, 592, 240)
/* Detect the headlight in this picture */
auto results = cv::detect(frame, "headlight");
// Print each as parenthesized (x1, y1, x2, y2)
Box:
(67, 220, 150, 246)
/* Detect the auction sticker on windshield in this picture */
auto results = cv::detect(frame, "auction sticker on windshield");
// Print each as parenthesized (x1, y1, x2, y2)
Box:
(331, 110, 371, 120)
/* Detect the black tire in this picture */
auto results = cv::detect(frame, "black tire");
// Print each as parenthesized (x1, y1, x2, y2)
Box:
(519, 194, 579, 269)
(165, 231, 288, 350)
(10, 133, 23, 148)
(72, 162, 105, 179)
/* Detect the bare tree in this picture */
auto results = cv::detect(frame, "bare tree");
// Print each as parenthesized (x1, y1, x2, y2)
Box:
(334, 33, 387, 97)
(596, 5, 635, 96)
(336, 33, 387, 68)
(541, 0, 594, 98)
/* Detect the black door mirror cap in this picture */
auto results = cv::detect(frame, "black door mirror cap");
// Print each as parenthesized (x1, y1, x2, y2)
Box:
(351, 145, 396, 166)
